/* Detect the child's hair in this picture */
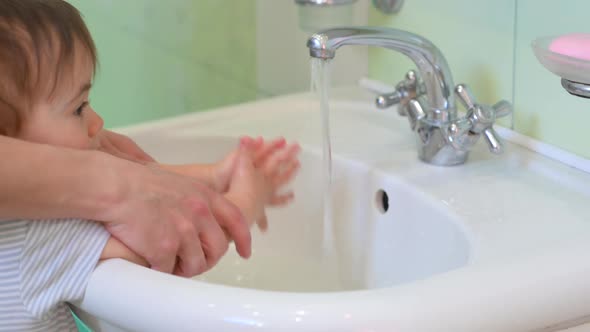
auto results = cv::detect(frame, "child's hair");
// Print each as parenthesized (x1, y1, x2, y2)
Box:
(0, 0, 97, 135)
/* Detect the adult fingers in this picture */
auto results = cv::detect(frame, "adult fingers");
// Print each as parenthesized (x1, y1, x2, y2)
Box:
(175, 194, 217, 276)
(98, 139, 143, 164)
(174, 231, 207, 277)
(199, 221, 230, 271)
(105, 130, 156, 163)
(103, 196, 180, 275)
(209, 193, 252, 259)
(148, 227, 180, 274)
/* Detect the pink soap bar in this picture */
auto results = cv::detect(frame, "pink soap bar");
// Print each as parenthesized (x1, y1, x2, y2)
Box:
(549, 33, 590, 61)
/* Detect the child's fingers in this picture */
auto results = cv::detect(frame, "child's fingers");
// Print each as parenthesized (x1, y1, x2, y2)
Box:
(238, 140, 258, 158)
(254, 137, 286, 165)
(256, 214, 269, 233)
(270, 192, 295, 206)
(262, 143, 301, 177)
(255, 136, 264, 148)
(240, 136, 265, 148)
(272, 160, 300, 188)
(239, 136, 254, 146)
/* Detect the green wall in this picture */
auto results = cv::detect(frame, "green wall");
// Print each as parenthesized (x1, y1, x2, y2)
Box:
(513, 0, 590, 160)
(369, 0, 590, 159)
(68, 0, 258, 128)
(70, 1, 590, 159)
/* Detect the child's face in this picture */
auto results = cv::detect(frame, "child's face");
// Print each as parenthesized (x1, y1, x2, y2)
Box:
(15, 41, 103, 150)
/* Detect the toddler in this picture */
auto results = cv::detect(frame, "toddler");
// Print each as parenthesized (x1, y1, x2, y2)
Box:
(0, 1, 300, 331)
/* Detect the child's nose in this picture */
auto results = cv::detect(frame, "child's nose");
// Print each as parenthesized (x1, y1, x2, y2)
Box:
(87, 109, 104, 138)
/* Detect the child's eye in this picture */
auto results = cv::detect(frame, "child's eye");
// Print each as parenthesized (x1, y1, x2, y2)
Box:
(74, 101, 89, 116)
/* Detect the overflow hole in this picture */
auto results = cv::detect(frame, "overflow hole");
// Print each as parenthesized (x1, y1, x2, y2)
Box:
(375, 189, 389, 214)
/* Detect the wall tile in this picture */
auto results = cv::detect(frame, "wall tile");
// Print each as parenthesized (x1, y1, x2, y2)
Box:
(256, 0, 368, 96)
(67, 0, 257, 128)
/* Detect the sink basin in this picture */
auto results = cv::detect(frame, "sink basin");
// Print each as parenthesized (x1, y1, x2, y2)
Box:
(73, 86, 590, 332)
(136, 135, 471, 292)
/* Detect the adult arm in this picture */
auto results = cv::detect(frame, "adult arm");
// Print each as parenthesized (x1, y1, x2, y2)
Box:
(97, 129, 155, 164)
(0, 135, 251, 276)
(98, 130, 222, 189)
(0, 135, 115, 220)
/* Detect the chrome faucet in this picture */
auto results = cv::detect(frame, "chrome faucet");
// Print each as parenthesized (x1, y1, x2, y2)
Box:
(307, 27, 512, 166)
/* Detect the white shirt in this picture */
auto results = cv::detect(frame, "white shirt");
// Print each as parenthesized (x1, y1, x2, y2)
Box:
(0, 218, 109, 331)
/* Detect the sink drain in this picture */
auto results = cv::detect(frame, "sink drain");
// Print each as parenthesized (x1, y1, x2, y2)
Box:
(375, 189, 389, 214)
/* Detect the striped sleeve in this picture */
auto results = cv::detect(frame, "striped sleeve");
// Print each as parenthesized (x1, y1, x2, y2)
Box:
(18, 218, 110, 319)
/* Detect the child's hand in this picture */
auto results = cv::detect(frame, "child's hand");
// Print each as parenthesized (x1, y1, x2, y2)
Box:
(245, 136, 300, 207)
(158, 136, 298, 198)
(225, 137, 300, 231)
(213, 136, 299, 194)
(225, 150, 271, 231)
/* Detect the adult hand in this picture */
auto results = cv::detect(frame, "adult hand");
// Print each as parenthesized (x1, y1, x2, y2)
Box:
(99, 158, 251, 277)
(97, 129, 155, 164)
(0, 136, 249, 277)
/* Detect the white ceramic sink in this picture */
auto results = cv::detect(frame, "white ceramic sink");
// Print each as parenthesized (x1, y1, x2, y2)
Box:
(137, 135, 471, 292)
(73, 86, 590, 332)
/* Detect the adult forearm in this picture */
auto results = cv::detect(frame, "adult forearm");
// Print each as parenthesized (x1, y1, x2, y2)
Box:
(0, 136, 253, 275)
(0, 136, 124, 220)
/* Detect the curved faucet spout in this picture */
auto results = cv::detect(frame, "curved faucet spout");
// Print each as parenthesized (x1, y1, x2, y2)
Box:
(307, 27, 455, 117)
